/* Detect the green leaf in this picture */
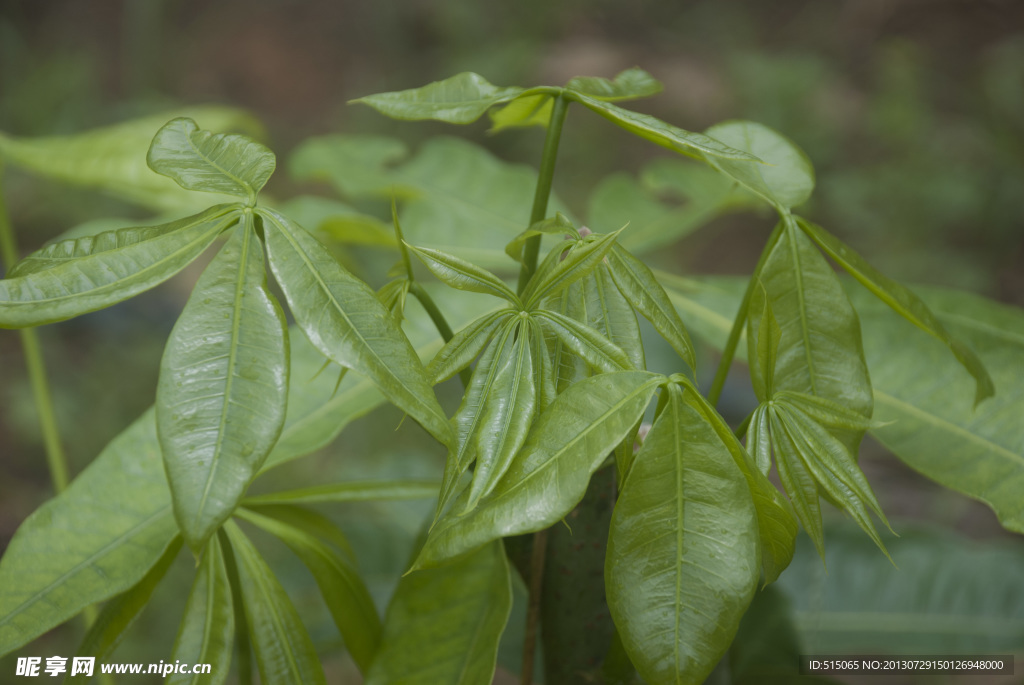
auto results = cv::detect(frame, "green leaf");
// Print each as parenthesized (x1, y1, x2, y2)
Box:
(223, 521, 327, 685)
(157, 218, 289, 552)
(774, 391, 881, 433)
(0, 410, 177, 656)
(488, 93, 554, 132)
(523, 230, 621, 308)
(505, 212, 577, 264)
(536, 309, 633, 373)
(747, 281, 781, 399)
(406, 243, 519, 304)
(168, 535, 234, 685)
(365, 540, 512, 685)
(147, 118, 276, 202)
(703, 120, 815, 209)
(243, 480, 439, 507)
(236, 508, 381, 673)
(67, 537, 182, 681)
(288, 135, 411, 198)
(607, 243, 696, 369)
(416, 371, 661, 568)
(261, 207, 452, 446)
(606, 385, 758, 685)
(768, 408, 826, 559)
(278, 195, 396, 248)
(567, 91, 760, 161)
(566, 67, 663, 101)
(797, 217, 994, 404)
(0, 206, 237, 329)
(351, 72, 523, 124)
(427, 309, 512, 384)
(0, 106, 262, 211)
(748, 405, 773, 475)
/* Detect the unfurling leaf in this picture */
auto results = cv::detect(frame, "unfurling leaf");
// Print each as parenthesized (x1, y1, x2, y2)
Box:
(352, 72, 523, 124)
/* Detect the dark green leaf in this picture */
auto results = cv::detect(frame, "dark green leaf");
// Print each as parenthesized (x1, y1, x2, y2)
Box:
(427, 309, 512, 384)
(364, 541, 512, 685)
(261, 207, 452, 446)
(523, 230, 621, 308)
(607, 385, 758, 685)
(416, 371, 661, 568)
(158, 218, 289, 552)
(798, 217, 994, 404)
(147, 118, 276, 202)
(0, 207, 236, 329)
(243, 480, 439, 507)
(351, 73, 523, 124)
(0, 411, 177, 656)
(168, 535, 234, 685)
(406, 243, 519, 303)
(223, 521, 327, 685)
(536, 309, 633, 373)
(566, 67, 663, 101)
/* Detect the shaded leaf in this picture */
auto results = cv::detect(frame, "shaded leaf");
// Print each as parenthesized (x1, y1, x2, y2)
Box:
(406, 243, 519, 303)
(352, 72, 523, 124)
(158, 219, 289, 552)
(504, 212, 577, 264)
(243, 480, 439, 507)
(566, 67, 663, 101)
(288, 135, 411, 198)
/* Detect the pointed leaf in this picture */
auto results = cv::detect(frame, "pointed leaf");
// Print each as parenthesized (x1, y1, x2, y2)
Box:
(528, 318, 557, 412)
(261, 207, 452, 446)
(416, 371, 661, 568)
(703, 120, 815, 209)
(223, 521, 327, 685)
(236, 508, 381, 672)
(0, 411, 177, 656)
(365, 540, 512, 685)
(488, 93, 554, 132)
(406, 243, 519, 303)
(523, 230, 621, 308)
(747, 281, 781, 399)
(157, 219, 289, 552)
(607, 243, 696, 368)
(352, 72, 523, 124)
(607, 385, 758, 685)
(748, 405, 773, 475)
(427, 309, 512, 384)
(798, 216, 993, 404)
(566, 67, 663, 101)
(243, 480, 439, 507)
(567, 92, 759, 161)
(769, 407, 826, 559)
(775, 391, 882, 433)
(147, 118, 276, 201)
(0, 207, 237, 328)
(168, 535, 234, 685)
(536, 309, 633, 372)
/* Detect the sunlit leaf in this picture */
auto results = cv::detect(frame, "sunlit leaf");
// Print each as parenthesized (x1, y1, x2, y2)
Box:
(352, 72, 523, 124)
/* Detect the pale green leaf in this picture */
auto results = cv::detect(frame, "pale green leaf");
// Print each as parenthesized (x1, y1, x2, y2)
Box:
(406, 243, 519, 303)
(0, 207, 237, 329)
(536, 309, 633, 373)
(365, 540, 512, 685)
(427, 309, 512, 384)
(147, 118, 276, 202)
(223, 521, 327, 685)
(0, 410, 177, 656)
(157, 219, 289, 552)
(288, 135, 411, 198)
(260, 207, 452, 446)
(243, 480, 439, 507)
(352, 72, 523, 124)
(168, 535, 234, 685)
(277, 195, 395, 247)
(505, 212, 577, 264)
(703, 120, 815, 209)
(488, 93, 553, 133)
(416, 371, 661, 568)
(566, 67, 663, 101)
(607, 385, 758, 685)
(523, 230, 621, 308)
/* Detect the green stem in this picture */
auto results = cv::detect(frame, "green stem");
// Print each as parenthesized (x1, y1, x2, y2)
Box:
(0, 170, 70, 494)
(707, 222, 784, 407)
(408, 281, 471, 389)
(517, 94, 569, 295)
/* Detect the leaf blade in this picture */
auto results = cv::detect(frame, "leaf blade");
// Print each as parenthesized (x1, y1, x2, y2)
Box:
(352, 73, 523, 124)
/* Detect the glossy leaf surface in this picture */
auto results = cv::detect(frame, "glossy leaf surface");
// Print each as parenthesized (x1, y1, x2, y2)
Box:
(147, 118, 275, 201)
(0, 411, 177, 656)
(0, 207, 236, 329)
(427, 309, 511, 384)
(158, 220, 289, 552)
(523, 230, 620, 308)
(223, 521, 327, 685)
(261, 207, 452, 446)
(365, 540, 512, 685)
(352, 72, 523, 124)
(607, 385, 758, 685)
(407, 243, 519, 303)
(537, 308, 633, 373)
(417, 371, 661, 568)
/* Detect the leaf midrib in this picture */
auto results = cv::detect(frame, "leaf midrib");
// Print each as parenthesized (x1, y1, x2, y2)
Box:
(182, 124, 254, 198)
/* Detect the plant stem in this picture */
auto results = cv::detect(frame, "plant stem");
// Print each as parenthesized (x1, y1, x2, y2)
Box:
(519, 528, 547, 685)
(706, 222, 784, 407)
(408, 282, 471, 389)
(517, 94, 569, 295)
(0, 171, 70, 494)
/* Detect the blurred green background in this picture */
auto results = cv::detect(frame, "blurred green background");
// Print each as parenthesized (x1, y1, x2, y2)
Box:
(1, 1, 1022, 683)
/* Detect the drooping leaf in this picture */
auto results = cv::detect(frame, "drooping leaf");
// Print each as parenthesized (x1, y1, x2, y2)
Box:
(406, 243, 519, 303)
(606, 385, 759, 685)
(364, 540, 512, 685)
(168, 535, 234, 685)
(235, 508, 381, 673)
(567, 91, 760, 162)
(797, 217, 994, 404)
(566, 67, 663, 101)
(352, 72, 523, 124)
(427, 309, 512, 384)
(523, 230, 621, 308)
(66, 538, 183, 681)
(147, 118, 276, 202)
(0, 207, 237, 329)
(0, 410, 177, 656)
(536, 309, 633, 373)
(0, 106, 262, 211)
(607, 243, 696, 369)
(223, 521, 327, 685)
(260, 207, 452, 446)
(416, 371, 661, 568)
(703, 120, 815, 209)
(243, 480, 439, 507)
(157, 218, 289, 552)
(488, 93, 554, 133)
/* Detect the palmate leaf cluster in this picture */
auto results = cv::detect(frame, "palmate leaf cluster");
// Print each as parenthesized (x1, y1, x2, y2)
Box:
(0, 68, 1013, 685)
